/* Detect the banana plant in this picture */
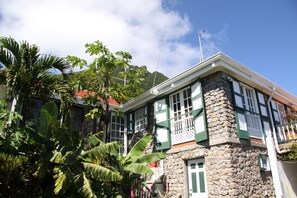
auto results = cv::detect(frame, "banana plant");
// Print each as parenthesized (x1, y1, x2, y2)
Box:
(35, 101, 122, 197)
(91, 133, 167, 197)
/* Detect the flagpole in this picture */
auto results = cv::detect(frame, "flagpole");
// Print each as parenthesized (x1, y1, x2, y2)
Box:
(198, 32, 204, 62)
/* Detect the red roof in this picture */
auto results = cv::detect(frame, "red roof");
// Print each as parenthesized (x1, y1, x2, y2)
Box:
(75, 90, 120, 106)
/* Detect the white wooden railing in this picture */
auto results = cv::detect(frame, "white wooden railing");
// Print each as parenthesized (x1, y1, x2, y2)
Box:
(246, 112, 263, 138)
(276, 121, 297, 143)
(171, 115, 195, 145)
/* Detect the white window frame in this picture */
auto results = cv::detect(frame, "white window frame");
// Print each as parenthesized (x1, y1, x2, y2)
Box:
(169, 87, 195, 144)
(240, 84, 263, 139)
(169, 87, 193, 121)
(134, 106, 147, 132)
(187, 158, 208, 198)
(241, 84, 259, 114)
(110, 113, 125, 154)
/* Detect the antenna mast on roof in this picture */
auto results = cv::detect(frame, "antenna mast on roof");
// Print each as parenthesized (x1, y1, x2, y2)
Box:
(198, 31, 204, 62)
(152, 47, 162, 87)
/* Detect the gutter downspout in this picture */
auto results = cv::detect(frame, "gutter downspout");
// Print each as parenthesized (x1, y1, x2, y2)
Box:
(267, 90, 288, 154)
(266, 87, 283, 198)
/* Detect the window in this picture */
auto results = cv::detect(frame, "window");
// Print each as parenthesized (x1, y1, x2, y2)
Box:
(241, 84, 262, 138)
(271, 100, 286, 124)
(135, 107, 147, 132)
(277, 103, 286, 122)
(71, 106, 84, 131)
(242, 85, 258, 114)
(187, 158, 208, 198)
(170, 87, 195, 144)
(171, 88, 192, 120)
(110, 114, 125, 153)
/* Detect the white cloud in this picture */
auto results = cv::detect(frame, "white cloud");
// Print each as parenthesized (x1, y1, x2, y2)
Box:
(0, 0, 223, 77)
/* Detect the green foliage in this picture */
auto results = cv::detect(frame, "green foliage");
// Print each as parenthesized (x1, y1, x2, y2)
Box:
(107, 134, 166, 197)
(283, 108, 297, 123)
(67, 40, 146, 142)
(0, 100, 22, 130)
(140, 69, 168, 91)
(70, 66, 168, 100)
(0, 101, 166, 197)
(67, 40, 146, 104)
(281, 143, 297, 160)
(0, 152, 32, 197)
(0, 37, 168, 197)
(0, 37, 73, 115)
(0, 100, 28, 153)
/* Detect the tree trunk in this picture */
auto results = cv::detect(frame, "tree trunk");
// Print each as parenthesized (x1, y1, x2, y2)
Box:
(7, 95, 19, 126)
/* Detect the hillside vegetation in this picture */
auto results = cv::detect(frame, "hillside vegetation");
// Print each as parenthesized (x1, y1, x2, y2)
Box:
(72, 65, 168, 93)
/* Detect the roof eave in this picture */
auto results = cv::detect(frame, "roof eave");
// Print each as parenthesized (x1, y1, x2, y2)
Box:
(121, 52, 297, 111)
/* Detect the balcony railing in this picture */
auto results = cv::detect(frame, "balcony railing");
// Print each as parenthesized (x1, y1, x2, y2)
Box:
(245, 112, 263, 138)
(171, 114, 195, 145)
(276, 121, 297, 144)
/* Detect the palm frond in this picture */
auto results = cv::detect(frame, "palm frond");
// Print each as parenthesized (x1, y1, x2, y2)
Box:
(124, 163, 153, 175)
(122, 134, 152, 164)
(83, 162, 122, 182)
(87, 132, 104, 146)
(53, 166, 72, 195)
(136, 152, 166, 165)
(39, 55, 68, 74)
(75, 173, 96, 198)
(0, 37, 21, 66)
(82, 141, 120, 162)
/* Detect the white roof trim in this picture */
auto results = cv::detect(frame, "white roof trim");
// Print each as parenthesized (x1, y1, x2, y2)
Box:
(122, 52, 297, 111)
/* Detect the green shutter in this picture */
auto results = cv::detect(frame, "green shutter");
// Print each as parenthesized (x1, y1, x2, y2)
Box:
(256, 91, 270, 138)
(191, 172, 198, 193)
(191, 81, 208, 142)
(154, 98, 171, 150)
(271, 99, 281, 126)
(232, 80, 249, 139)
(127, 112, 134, 134)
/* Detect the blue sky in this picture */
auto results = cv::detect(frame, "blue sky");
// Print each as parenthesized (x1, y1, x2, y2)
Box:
(168, 0, 297, 96)
(0, 0, 296, 96)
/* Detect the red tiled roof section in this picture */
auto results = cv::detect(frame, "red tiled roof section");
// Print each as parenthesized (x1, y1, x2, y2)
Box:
(75, 90, 120, 106)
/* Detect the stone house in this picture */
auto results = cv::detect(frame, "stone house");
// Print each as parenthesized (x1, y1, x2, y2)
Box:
(118, 52, 297, 197)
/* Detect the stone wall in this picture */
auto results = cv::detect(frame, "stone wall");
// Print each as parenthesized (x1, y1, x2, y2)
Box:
(202, 71, 238, 142)
(164, 143, 274, 197)
(228, 144, 275, 197)
(161, 71, 275, 197)
(129, 71, 275, 197)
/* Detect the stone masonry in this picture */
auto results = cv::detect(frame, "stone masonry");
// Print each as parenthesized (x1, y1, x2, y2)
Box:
(161, 71, 275, 197)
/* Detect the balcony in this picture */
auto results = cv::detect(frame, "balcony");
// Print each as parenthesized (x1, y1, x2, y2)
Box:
(171, 114, 195, 145)
(276, 121, 297, 145)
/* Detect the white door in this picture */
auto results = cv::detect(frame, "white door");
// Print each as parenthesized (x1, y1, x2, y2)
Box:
(187, 159, 208, 198)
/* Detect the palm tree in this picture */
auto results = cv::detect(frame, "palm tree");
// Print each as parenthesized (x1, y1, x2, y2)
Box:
(0, 37, 73, 119)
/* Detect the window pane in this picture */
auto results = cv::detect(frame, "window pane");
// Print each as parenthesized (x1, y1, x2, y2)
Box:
(191, 173, 198, 193)
(199, 171, 206, 193)
(135, 107, 146, 132)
